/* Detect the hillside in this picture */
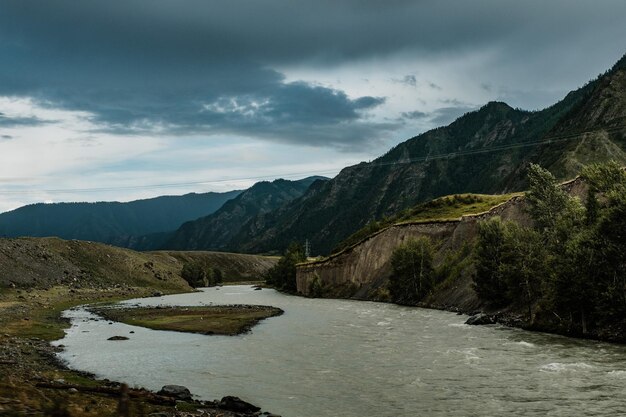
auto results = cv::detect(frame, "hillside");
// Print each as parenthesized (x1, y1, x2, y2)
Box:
(0, 190, 241, 248)
(230, 54, 626, 255)
(0, 238, 277, 416)
(295, 177, 588, 304)
(162, 176, 327, 251)
(0, 237, 276, 290)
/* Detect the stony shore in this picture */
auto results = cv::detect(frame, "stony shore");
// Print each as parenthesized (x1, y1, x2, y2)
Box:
(0, 285, 280, 416)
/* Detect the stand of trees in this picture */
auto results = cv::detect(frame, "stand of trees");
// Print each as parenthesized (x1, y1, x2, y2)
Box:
(181, 262, 224, 288)
(388, 237, 435, 305)
(264, 242, 306, 292)
(473, 162, 626, 335)
(385, 161, 626, 337)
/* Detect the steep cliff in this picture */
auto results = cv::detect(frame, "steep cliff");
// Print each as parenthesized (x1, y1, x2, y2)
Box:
(296, 178, 588, 312)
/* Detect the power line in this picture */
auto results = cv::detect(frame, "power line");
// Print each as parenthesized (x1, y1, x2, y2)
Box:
(0, 169, 342, 195)
(0, 124, 623, 196)
(370, 124, 626, 168)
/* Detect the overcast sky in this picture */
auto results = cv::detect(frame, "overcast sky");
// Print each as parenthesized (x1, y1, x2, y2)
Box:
(0, 0, 625, 212)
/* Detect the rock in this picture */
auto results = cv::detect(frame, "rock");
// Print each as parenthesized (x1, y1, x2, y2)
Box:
(107, 336, 129, 341)
(148, 413, 169, 417)
(465, 313, 497, 326)
(152, 291, 163, 297)
(218, 396, 261, 413)
(129, 331, 135, 334)
(68, 388, 78, 393)
(253, 286, 262, 291)
(157, 385, 192, 401)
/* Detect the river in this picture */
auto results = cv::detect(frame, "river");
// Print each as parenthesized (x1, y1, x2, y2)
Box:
(53, 285, 626, 417)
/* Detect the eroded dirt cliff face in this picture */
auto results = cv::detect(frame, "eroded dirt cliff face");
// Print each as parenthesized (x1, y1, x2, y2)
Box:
(296, 177, 587, 311)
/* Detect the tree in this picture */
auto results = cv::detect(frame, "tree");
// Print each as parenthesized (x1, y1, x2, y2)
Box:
(593, 191, 626, 323)
(264, 242, 306, 292)
(473, 217, 510, 306)
(550, 228, 598, 334)
(585, 189, 599, 226)
(581, 160, 626, 194)
(471, 162, 626, 333)
(181, 262, 206, 288)
(499, 223, 547, 321)
(473, 218, 547, 319)
(525, 163, 583, 246)
(212, 268, 224, 285)
(389, 237, 435, 305)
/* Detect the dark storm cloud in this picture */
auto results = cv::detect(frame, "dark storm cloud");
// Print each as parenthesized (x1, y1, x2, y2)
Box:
(428, 82, 442, 91)
(400, 106, 477, 126)
(0, 113, 52, 127)
(401, 111, 429, 120)
(0, 0, 625, 145)
(393, 76, 418, 87)
(430, 106, 478, 126)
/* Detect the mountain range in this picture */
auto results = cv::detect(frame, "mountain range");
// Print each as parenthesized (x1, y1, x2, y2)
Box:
(225, 54, 626, 255)
(0, 191, 241, 245)
(2, 54, 625, 256)
(162, 176, 327, 251)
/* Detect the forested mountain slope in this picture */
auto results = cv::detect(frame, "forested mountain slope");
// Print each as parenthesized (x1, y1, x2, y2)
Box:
(230, 54, 626, 255)
(0, 190, 241, 246)
(163, 177, 327, 251)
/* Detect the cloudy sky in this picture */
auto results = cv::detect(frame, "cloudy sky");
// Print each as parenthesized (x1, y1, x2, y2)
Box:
(0, 0, 625, 212)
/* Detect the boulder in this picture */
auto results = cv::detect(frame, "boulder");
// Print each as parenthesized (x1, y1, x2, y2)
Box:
(218, 396, 261, 413)
(107, 336, 129, 341)
(157, 385, 192, 401)
(465, 313, 497, 326)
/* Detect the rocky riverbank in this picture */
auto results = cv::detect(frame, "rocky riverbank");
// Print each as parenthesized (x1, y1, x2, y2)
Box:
(0, 285, 280, 416)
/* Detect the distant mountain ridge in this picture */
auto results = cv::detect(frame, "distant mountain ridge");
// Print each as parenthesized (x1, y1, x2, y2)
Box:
(3, 54, 624, 257)
(225, 53, 626, 255)
(0, 190, 241, 245)
(162, 176, 328, 251)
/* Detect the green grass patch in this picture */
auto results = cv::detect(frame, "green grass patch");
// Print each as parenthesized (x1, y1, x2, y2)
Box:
(396, 193, 518, 223)
(0, 287, 188, 341)
(92, 305, 283, 335)
(331, 193, 518, 255)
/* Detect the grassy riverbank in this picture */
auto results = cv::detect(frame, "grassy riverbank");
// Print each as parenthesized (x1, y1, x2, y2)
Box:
(92, 304, 283, 336)
(0, 285, 277, 416)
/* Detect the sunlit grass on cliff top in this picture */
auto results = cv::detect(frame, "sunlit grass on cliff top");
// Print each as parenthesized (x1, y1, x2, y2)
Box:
(318, 192, 522, 260)
(395, 193, 520, 224)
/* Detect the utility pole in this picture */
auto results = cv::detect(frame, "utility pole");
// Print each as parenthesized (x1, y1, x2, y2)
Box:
(304, 239, 311, 259)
